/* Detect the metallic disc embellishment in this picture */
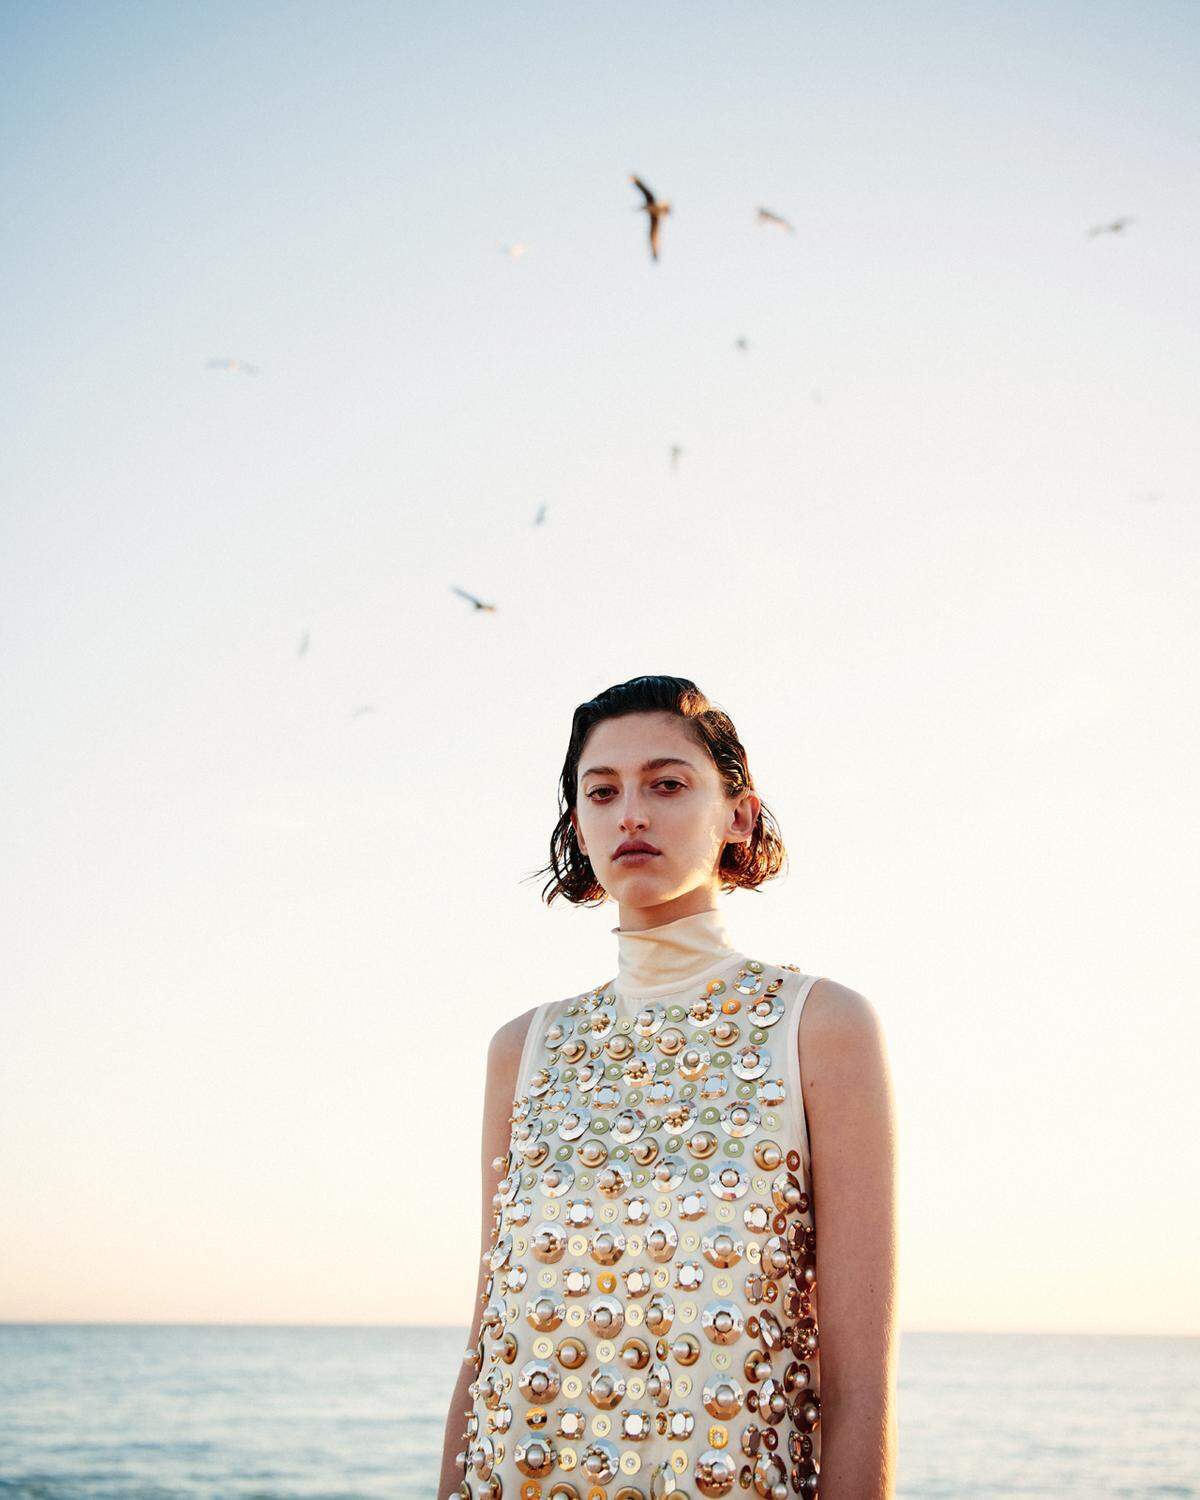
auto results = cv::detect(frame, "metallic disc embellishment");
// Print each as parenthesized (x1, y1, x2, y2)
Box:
(757, 1078, 786, 1109)
(589, 1226, 627, 1265)
(693, 1446, 737, 1496)
(586, 1294, 626, 1338)
(644, 1292, 676, 1335)
(731, 1046, 770, 1082)
(611, 1108, 648, 1146)
(541, 1161, 576, 1198)
(651, 1156, 686, 1191)
(686, 994, 720, 1027)
(517, 1358, 562, 1404)
(702, 1374, 745, 1419)
(677, 1045, 711, 1081)
(718, 1100, 761, 1138)
(531, 1223, 567, 1263)
(645, 1221, 679, 1262)
(586, 1365, 628, 1410)
(558, 1109, 591, 1142)
(580, 1436, 620, 1484)
(747, 992, 786, 1028)
(708, 1163, 750, 1202)
(514, 1433, 559, 1477)
(634, 1003, 667, 1038)
(700, 1228, 745, 1267)
(700, 1298, 745, 1346)
(527, 1294, 567, 1331)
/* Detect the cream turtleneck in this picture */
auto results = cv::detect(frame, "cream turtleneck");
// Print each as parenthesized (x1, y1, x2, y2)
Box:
(610, 905, 741, 1001)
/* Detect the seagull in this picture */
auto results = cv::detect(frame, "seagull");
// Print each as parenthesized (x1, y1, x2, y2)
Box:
(670, 444, 683, 470)
(297, 630, 310, 657)
(631, 175, 671, 261)
(451, 585, 497, 613)
(734, 336, 750, 352)
(502, 242, 528, 259)
(1087, 216, 1135, 238)
(533, 504, 547, 526)
(206, 357, 259, 375)
(756, 206, 795, 233)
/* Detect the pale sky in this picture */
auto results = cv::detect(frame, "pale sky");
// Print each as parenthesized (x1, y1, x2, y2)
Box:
(2, 1, 1198, 1337)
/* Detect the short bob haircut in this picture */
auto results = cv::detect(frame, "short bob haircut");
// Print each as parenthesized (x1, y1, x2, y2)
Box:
(534, 674, 788, 907)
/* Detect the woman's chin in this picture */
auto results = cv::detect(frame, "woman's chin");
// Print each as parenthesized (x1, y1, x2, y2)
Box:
(607, 865, 671, 898)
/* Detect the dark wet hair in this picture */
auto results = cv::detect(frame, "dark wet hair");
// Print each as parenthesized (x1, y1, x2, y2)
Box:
(530, 674, 788, 907)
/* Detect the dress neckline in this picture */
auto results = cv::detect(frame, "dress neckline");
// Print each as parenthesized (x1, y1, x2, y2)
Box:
(610, 905, 740, 1000)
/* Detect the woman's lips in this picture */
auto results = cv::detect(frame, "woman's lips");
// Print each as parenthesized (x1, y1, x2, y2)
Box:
(615, 851, 659, 862)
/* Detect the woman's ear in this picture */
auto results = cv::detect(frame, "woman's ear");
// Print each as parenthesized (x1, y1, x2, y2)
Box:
(730, 790, 760, 844)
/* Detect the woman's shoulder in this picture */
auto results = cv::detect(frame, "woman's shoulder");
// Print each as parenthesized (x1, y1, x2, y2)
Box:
(488, 1003, 541, 1062)
(790, 973, 883, 1032)
(789, 973, 891, 1095)
(487, 989, 577, 1062)
(786, 966, 888, 1038)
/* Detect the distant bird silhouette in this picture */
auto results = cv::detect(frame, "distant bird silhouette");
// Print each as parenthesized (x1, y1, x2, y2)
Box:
(502, 242, 528, 259)
(756, 206, 795, 233)
(349, 704, 377, 719)
(533, 504, 547, 526)
(734, 336, 750, 352)
(452, 585, 497, 612)
(1087, 217, 1135, 238)
(206, 357, 259, 375)
(631, 175, 671, 261)
(670, 444, 683, 470)
(297, 630, 310, 657)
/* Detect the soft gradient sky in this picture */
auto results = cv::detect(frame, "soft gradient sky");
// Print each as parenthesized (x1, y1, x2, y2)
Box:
(2, 1, 1197, 1336)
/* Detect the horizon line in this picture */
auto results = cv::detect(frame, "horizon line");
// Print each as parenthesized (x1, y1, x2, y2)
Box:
(2, 1319, 1197, 1339)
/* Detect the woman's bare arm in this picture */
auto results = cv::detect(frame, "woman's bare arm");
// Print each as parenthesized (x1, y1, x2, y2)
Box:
(800, 980, 900, 1500)
(435, 1004, 538, 1499)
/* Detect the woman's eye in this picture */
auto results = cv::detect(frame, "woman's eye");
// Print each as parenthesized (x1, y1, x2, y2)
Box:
(585, 781, 683, 801)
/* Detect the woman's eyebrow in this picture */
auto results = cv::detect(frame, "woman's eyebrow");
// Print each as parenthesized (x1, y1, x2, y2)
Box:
(580, 757, 696, 778)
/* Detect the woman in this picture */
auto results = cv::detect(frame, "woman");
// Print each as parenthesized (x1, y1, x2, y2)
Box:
(438, 675, 898, 1499)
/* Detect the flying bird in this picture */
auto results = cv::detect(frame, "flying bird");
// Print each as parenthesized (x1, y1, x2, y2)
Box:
(630, 175, 671, 261)
(734, 336, 750, 352)
(533, 504, 547, 526)
(348, 704, 377, 719)
(451, 585, 497, 613)
(1087, 217, 1135, 238)
(297, 630, 310, 657)
(756, 206, 795, 233)
(670, 444, 683, 470)
(206, 357, 259, 375)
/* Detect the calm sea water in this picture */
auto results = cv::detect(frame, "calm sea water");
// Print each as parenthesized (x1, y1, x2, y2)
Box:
(0, 1326, 1196, 1499)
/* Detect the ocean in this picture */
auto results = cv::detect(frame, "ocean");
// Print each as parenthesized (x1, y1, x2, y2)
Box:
(0, 1326, 1195, 1499)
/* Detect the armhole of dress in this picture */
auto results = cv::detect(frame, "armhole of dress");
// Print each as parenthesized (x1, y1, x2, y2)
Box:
(514, 997, 556, 1103)
(782, 972, 821, 1185)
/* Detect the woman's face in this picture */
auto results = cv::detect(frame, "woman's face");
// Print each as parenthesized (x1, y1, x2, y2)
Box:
(570, 710, 760, 923)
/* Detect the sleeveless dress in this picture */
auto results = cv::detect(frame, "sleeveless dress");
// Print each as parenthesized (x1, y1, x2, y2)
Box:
(460, 908, 822, 1500)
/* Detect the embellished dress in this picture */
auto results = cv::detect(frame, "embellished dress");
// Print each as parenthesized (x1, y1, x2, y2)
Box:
(460, 907, 822, 1500)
